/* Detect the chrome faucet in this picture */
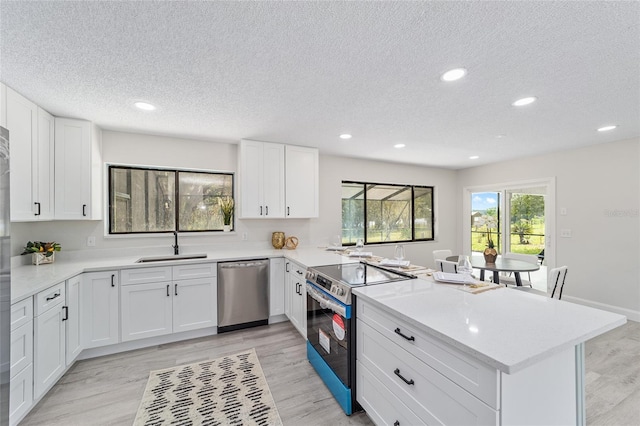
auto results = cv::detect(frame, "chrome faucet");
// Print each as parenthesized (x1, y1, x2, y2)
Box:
(172, 231, 179, 255)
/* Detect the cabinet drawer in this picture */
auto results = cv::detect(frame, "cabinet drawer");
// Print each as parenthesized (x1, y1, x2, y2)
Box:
(10, 363, 33, 425)
(357, 299, 499, 408)
(357, 320, 498, 425)
(10, 321, 33, 379)
(357, 361, 424, 426)
(34, 283, 65, 316)
(173, 263, 216, 280)
(286, 260, 306, 277)
(11, 298, 33, 331)
(121, 266, 172, 286)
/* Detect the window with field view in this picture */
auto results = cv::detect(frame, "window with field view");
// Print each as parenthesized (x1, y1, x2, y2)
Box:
(341, 181, 434, 245)
(109, 166, 234, 234)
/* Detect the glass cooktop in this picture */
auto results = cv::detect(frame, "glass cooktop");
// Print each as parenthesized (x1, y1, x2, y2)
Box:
(311, 262, 410, 287)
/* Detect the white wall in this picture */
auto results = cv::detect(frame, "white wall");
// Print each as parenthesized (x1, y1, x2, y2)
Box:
(457, 138, 640, 318)
(12, 131, 457, 266)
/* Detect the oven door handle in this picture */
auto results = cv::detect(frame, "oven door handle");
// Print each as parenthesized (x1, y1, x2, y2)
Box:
(306, 283, 347, 317)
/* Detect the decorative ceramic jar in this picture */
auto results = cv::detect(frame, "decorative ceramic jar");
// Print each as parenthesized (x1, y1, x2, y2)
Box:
(285, 236, 299, 250)
(483, 248, 497, 264)
(272, 232, 285, 249)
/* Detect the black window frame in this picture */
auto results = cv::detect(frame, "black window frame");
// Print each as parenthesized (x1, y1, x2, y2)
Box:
(341, 180, 435, 245)
(108, 165, 234, 235)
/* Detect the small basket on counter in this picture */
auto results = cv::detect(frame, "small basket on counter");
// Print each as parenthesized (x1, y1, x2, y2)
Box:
(21, 241, 61, 265)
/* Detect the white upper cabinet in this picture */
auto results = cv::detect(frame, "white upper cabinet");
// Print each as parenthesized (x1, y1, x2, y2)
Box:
(285, 145, 319, 218)
(238, 139, 318, 219)
(5, 87, 54, 221)
(239, 140, 285, 218)
(54, 118, 102, 220)
(0, 82, 6, 127)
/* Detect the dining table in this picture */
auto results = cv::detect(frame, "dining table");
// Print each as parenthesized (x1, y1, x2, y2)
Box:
(466, 255, 540, 286)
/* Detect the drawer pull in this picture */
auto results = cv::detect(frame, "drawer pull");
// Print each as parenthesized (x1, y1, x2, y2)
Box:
(394, 368, 415, 386)
(296, 270, 303, 275)
(394, 328, 415, 342)
(394, 422, 400, 426)
(46, 292, 61, 302)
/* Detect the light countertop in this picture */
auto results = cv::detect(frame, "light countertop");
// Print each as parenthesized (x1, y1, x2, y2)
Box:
(353, 276, 627, 374)
(11, 247, 357, 304)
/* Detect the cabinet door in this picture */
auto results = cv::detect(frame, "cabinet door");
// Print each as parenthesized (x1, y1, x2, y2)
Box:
(6, 87, 37, 221)
(54, 118, 92, 220)
(35, 107, 55, 220)
(65, 275, 82, 366)
(82, 271, 119, 348)
(34, 305, 66, 399)
(269, 258, 285, 317)
(121, 282, 172, 342)
(238, 140, 265, 218)
(262, 142, 285, 218)
(285, 145, 319, 218)
(287, 270, 306, 338)
(172, 277, 217, 333)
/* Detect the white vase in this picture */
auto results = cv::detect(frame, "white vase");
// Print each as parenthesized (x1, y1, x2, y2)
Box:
(223, 225, 231, 232)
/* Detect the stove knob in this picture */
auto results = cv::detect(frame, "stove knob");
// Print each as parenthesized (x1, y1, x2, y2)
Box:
(336, 288, 345, 296)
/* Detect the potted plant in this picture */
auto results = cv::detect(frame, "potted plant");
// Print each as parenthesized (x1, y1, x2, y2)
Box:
(219, 196, 234, 232)
(476, 215, 498, 263)
(21, 241, 61, 265)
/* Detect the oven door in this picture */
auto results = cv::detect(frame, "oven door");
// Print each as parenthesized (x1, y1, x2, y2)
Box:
(306, 282, 352, 387)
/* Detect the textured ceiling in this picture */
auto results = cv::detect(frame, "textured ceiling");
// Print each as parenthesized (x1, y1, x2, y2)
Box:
(1, 1, 638, 169)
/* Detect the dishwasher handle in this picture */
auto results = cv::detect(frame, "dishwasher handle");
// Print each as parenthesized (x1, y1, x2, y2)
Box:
(218, 259, 269, 269)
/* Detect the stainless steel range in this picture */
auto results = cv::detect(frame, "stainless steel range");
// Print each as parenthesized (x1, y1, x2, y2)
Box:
(305, 262, 414, 415)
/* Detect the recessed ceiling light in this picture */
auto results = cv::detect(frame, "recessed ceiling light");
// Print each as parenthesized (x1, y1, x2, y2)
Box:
(512, 97, 537, 107)
(597, 125, 618, 132)
(441, 68, 467, 82)
(134, 101, 156, 111)
(394, 143, 406, 149)
(469, 156, 479, 160)
(339, 134, 352, 140)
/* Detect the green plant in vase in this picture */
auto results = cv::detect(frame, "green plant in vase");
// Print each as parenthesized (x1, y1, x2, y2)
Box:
(219, 196, 234, 231)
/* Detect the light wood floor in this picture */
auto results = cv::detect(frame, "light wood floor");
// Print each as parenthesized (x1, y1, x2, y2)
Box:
(21, 320, 640, 426)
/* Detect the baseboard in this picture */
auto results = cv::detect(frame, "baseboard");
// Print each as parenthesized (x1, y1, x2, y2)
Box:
(269, 314, 288, 324)
(562, 296, 640, 322)
(78, 327, 218, 360)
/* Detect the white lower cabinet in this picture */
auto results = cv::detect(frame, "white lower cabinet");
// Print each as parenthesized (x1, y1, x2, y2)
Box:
(121, 264, 216, 342)
(65, 275, 82, 366)
(34, 283, 66, 400)
(285, 260, 306, 338)
(81, 271, 120, 348)
(356, 298, 499, 426)
(10, 298, 34, 426)
(269, 258, 285, 318)
(121, 282, 173, 341)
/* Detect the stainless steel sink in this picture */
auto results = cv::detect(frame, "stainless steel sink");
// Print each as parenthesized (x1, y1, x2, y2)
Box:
(135, 253, 208, 263)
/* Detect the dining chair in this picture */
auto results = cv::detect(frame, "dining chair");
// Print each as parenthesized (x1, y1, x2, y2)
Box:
(432, 249, 453, 263)
(435, 259, 457, 274)
(513, 266, 568, 300)
(498, 253, 538, 287)
(548, 266, 568, 299)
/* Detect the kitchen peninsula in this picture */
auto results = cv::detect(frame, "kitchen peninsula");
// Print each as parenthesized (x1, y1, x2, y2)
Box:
(354, 279, 626, 425)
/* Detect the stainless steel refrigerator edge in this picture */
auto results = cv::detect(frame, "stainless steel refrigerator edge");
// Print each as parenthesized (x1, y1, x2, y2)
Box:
(0, 126, 11, 425)
(217, 259, 269, 333)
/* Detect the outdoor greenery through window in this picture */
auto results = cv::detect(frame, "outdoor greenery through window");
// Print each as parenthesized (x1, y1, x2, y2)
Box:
(109, 166, 234, 234)
(342, 181, 434, 245)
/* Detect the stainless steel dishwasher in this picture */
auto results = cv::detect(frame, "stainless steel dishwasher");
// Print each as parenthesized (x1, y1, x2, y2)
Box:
(217, 259, 269, 333)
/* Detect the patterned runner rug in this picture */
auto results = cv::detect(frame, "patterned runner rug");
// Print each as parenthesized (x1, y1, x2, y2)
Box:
(133, 348, 283, 426)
